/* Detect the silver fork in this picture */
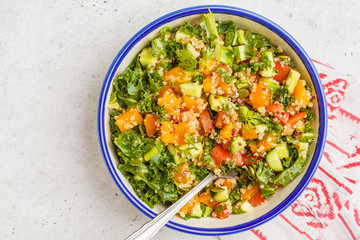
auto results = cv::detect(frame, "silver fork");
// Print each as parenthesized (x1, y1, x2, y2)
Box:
(125, 169, 238, 240)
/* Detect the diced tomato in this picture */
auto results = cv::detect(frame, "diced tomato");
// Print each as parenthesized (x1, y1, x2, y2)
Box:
(249, 191, 265, 206)
(210, 157, 221, 171)
(231, 151, 243, 166)
(273, 61, 291, 83)
(283, 111, 307, 136)
(212, 205, 230, 219)
(210, 144, 232, 164)
(210, 144, 243, 166)
(217, 209, 230, 219)
(288, 111, 307, 126)
(241, 153, 260, 166)
(180, 110, 197, 122)
(199, 109, 215, 134)
(266, 104, 289, 124)
(215, 111, 226, 129)
(222, 141, 231, 150)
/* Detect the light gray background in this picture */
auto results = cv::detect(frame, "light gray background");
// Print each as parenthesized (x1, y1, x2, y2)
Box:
(1, 0, 359, 239)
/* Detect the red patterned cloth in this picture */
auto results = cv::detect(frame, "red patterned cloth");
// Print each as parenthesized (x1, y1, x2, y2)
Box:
(222, 60, 360, 240)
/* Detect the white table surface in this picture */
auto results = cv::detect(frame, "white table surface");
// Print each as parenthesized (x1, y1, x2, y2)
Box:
(1, 0, 359, 239)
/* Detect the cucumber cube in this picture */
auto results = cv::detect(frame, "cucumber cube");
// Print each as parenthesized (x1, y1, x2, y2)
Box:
(167, 144, 184, 164)
(144, 146, 159, 161)
(255, 124, 268, 135)
(233, 200, 253, 214)
(202, 205, 213, 217)
(266, 149, 284, 172)
(211, 186, 229, 202)
(186, 43, 200, 59)
(139, 47, 157, 67)
(215, 45, 234, 66)
(204, 12, 220, 45)
(189, 202, 202, 218)
(300, 132, 315, 142)
(189, 143, 203, 158)
(259, 50, 274, 77)
(259, 77, 280, 92)
(296, 142, 309, 153)
(175, 30, 191, 43)
(177, 143, 203, 159)
(236, 30, 248, 45)
(275, 142, 289, 160)
(179, 82, 202, 98)
(240, 200, 253, 212)
(285, 69, 301, 94)
(234, 45, 251, 62)
(209, 94, 230, 111)
(230, 136, 246, 154)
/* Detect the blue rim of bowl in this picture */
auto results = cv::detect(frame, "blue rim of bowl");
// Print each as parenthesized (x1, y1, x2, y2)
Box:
(97, 5, 327, 236)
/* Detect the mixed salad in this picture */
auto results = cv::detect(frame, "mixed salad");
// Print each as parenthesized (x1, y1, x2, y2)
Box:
(108, 12, 316, 220)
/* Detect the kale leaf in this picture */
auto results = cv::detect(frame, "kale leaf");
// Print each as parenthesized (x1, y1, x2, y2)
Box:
(272, 86, 294, 111)
(229, 188, 241, 204)
(274, 152, 306, 186)
(193, 74, 206, 84)
(245, 31, 282, 53)
(153, 104, 169, 122)
(215, 66, 232, 83)
(254, 162, 276, 198)
(111, 126, 179, 208)
(189, 165, 210, 181)
(178, 22, 203, 39)
(201, 138, 214, 165)
(255, 161, 275, 184)
(238, 106, 283, 135)
(282, 144, 298, 168)
(217, 21, 237, 34)
(176, 49, 197, 70)
(260, 184, 276, 198)
(303, 108, 316, 121)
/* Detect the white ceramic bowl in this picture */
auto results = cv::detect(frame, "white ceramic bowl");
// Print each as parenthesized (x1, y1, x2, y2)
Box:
(98, 5, 327, 235)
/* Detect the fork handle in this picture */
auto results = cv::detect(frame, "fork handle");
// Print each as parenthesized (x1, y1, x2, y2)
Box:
(125, 172, 216, 240)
